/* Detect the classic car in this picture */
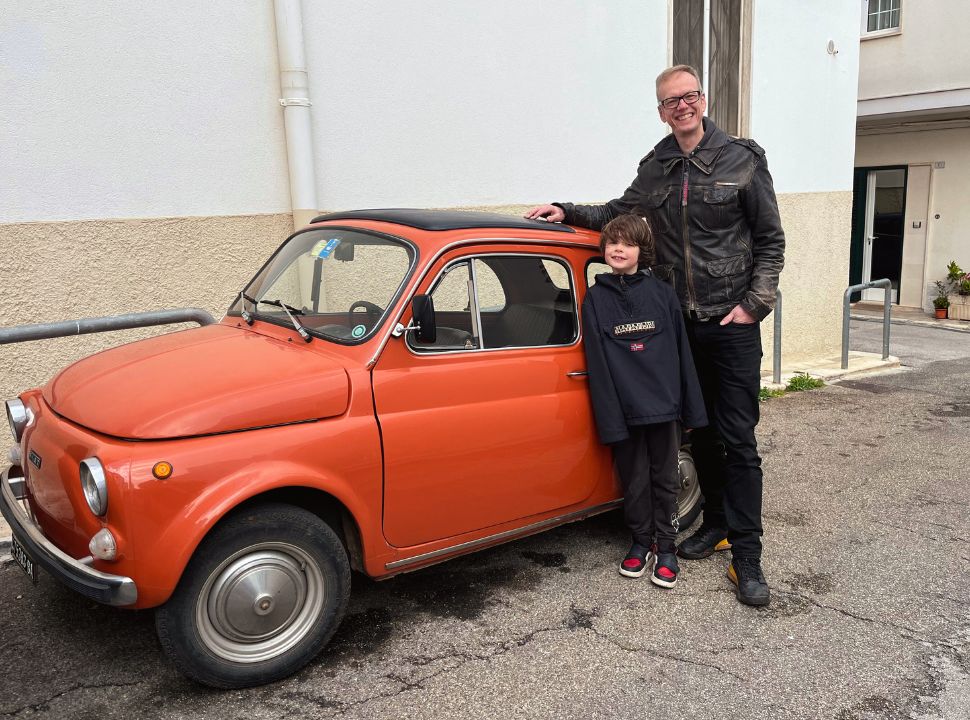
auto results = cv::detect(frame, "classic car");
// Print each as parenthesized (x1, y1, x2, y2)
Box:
(1, 209, 700, 688)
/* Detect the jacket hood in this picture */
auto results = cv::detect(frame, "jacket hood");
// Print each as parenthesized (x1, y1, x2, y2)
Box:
(44, 324, 350, 439)
(653, 118, 729, 174)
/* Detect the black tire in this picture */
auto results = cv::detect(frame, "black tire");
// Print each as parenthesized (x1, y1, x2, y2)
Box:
(155, 503, 351, 689)
(675, 448, 703, 531)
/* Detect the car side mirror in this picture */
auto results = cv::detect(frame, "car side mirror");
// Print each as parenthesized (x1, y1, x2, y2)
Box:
(411, 294, 437, 343)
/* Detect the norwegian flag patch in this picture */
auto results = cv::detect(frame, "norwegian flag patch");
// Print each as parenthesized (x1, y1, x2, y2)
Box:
(630, 342, 645, 352)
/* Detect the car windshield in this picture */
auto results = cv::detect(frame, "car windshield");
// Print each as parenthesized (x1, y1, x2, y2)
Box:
(231, 227, 416, 343)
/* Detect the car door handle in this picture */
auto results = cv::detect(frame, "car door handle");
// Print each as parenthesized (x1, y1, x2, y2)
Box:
(566, 371, 588, 378)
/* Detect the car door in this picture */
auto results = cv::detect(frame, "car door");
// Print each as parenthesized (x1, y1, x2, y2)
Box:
(373, 247, 613, 548)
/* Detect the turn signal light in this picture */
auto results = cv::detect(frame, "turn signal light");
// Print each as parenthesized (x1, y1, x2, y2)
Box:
(152, 461, 173, 480)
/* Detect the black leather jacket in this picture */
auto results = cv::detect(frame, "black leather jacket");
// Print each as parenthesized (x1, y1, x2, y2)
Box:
(556, 119, 785, 321)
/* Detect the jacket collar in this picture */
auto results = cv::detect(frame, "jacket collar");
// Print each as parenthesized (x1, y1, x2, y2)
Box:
(595, 269, 651, 290)
(653, 118, 729, 176)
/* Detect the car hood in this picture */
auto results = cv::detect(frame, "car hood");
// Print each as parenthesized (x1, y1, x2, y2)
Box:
(44, 324, 350, 439)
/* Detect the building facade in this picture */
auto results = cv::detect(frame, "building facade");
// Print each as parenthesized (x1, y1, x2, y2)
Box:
(0, 1, 861, 400)
(853, 0, 970, 308)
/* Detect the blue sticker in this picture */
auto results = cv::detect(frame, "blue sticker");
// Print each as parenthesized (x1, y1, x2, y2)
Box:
(351, 324, 366, 338)
(311, 238, 341, 259)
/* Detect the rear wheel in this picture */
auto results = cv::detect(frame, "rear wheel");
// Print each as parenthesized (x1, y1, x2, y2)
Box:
(675, 448, 703, 530)
(155, 503, 351, 688)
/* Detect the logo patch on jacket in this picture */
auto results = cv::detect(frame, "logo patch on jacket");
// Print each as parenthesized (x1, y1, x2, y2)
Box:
(613, 320, 655, 336)
(630, 342, 644, 352)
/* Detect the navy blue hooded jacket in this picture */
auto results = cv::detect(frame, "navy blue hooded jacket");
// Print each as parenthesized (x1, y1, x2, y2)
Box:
(582, 269, 708, 444)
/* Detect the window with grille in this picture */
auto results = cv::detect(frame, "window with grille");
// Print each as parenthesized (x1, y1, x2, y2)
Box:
(862, 0, 902, 35)
(671, 0, 747, 137)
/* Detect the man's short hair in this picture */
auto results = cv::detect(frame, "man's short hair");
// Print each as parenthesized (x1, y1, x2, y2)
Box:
(600, 215, 656, 268)
(655, 64, 703, 100)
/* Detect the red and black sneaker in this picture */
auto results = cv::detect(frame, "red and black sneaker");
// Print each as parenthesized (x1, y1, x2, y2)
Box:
(651, 552, 679, 589)
(618, 542, 656, 578)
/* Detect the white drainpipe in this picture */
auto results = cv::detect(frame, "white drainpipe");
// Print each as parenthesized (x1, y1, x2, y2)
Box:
(274, 0, 318, 228)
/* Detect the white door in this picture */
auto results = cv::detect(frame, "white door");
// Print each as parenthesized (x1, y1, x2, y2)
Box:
(862, 168, 905, 302)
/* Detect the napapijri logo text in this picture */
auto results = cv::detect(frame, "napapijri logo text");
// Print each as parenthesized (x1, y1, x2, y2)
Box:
(613, 320, 655, 336)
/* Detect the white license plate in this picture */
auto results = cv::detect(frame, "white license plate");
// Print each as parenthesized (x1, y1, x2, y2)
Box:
(10, 534, 37, 582)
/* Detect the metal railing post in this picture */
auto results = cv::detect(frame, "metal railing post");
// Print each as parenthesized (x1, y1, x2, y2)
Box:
(772, 288, 782, 385)
(842, 279, 892, 369)
(0, 308, 216, 346)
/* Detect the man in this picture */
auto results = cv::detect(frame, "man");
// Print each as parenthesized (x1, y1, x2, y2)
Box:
(526, 64, 784, 606)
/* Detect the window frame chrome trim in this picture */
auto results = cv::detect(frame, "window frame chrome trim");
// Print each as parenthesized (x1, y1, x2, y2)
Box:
(402, 250, 582, 358)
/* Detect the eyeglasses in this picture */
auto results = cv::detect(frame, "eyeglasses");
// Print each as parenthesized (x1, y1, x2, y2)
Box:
(658, 90, 703, 110)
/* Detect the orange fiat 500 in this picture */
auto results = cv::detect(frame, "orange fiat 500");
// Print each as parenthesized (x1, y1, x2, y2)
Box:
(1, 209, 700, 688)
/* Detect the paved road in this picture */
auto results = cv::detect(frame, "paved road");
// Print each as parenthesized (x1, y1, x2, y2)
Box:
(1, 321, 968, 719)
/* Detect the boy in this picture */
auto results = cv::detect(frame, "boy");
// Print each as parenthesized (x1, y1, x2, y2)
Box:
(582, 214, 707, 588)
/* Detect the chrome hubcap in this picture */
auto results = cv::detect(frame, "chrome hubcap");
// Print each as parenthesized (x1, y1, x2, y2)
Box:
(677, 450, 701, 519)
(197, 543, 326, 663)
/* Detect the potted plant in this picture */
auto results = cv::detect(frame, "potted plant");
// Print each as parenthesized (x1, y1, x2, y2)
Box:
(946, 261, 970, 321)
(933, 280, 950, 319)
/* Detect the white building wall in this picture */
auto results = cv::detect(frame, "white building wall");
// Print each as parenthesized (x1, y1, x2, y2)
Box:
(749, 1, 861, 194)
(858, 0, 970, 100)
(302, 0, 668, 210)
(0, 1, 291, 222)
(0, 0, 862, 397)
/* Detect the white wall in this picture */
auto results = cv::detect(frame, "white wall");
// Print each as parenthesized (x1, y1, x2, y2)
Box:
(749, 1, 860, 195)
(0, 1, 291, 222)
(858, 0, 970, 101)
(302, 0, 668, 209)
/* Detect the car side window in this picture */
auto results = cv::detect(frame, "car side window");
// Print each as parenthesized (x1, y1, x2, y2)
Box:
(586, 260, 611, 287)
(410, 254, 579, 354)
(412, 261, 480, 351)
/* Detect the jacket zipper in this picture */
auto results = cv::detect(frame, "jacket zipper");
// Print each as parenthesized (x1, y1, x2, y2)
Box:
(681, 159, 697, 312)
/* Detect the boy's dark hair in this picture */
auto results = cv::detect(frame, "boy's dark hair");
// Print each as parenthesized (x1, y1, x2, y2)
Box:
(599, 214, 656, 268)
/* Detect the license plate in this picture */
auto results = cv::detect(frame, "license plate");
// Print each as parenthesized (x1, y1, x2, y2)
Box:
(10, 535, 37, 583)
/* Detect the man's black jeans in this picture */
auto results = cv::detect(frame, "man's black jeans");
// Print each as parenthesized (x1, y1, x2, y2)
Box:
(684, 319, 764, 559)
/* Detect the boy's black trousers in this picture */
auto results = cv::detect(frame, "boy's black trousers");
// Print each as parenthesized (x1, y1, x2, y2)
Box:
(612, 420, 681, 553)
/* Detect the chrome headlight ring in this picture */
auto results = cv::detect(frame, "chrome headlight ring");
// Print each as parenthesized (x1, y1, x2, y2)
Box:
(5, 399, 27, 442)
(80, 457, 108, 517)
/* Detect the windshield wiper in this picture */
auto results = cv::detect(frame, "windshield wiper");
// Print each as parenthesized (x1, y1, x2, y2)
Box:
(238, 292, 312, 342)
(259, 299, 311, 342)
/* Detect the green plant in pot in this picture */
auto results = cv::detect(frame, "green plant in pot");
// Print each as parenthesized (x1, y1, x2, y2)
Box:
(947, 261, 970, 296)
(934, 280, 950, 318)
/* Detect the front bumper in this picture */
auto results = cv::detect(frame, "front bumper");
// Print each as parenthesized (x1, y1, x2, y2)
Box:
(1, 465, 137, 606)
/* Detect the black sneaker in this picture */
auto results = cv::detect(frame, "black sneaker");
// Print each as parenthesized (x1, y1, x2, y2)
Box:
(618, 542, 656, 578)
(677, 525, 730, 559)
(651, 552, 679, 589)
(727, 557, 771, 606)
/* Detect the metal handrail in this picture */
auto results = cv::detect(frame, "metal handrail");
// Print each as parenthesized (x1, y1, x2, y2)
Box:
(0, 308, 216, 346)
(842, 280, 891, 369)
(772, 288, 782, 385)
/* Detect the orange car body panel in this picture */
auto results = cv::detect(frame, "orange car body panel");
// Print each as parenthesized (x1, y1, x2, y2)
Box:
(12, 217, 623, 608)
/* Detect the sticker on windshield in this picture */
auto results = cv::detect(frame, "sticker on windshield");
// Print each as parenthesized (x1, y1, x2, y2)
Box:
(351, 324, 366, 338)
(310, 238, 341, 259)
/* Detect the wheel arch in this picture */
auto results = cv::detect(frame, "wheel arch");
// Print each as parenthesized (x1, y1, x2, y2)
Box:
(227, 487, 364, 573)
(138, 475, 371, 608)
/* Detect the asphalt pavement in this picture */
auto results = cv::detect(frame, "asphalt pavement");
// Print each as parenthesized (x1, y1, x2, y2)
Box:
(1, 320, 968, 719)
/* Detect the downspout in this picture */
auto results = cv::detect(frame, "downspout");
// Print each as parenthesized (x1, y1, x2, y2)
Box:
(273, 0, 319, 228)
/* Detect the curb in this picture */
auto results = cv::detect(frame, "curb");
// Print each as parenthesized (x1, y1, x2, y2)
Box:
(850, 312, 970, 334)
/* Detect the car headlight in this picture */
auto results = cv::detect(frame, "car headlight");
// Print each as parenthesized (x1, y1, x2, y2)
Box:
(80, 457, 108, 517)
(5, 399, 27, 442)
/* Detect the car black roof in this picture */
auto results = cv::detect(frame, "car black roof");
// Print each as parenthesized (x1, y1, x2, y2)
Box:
(310, 208, 576, 233)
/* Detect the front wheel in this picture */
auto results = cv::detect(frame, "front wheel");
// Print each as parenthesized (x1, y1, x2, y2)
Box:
(155, 503, 351, 688)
